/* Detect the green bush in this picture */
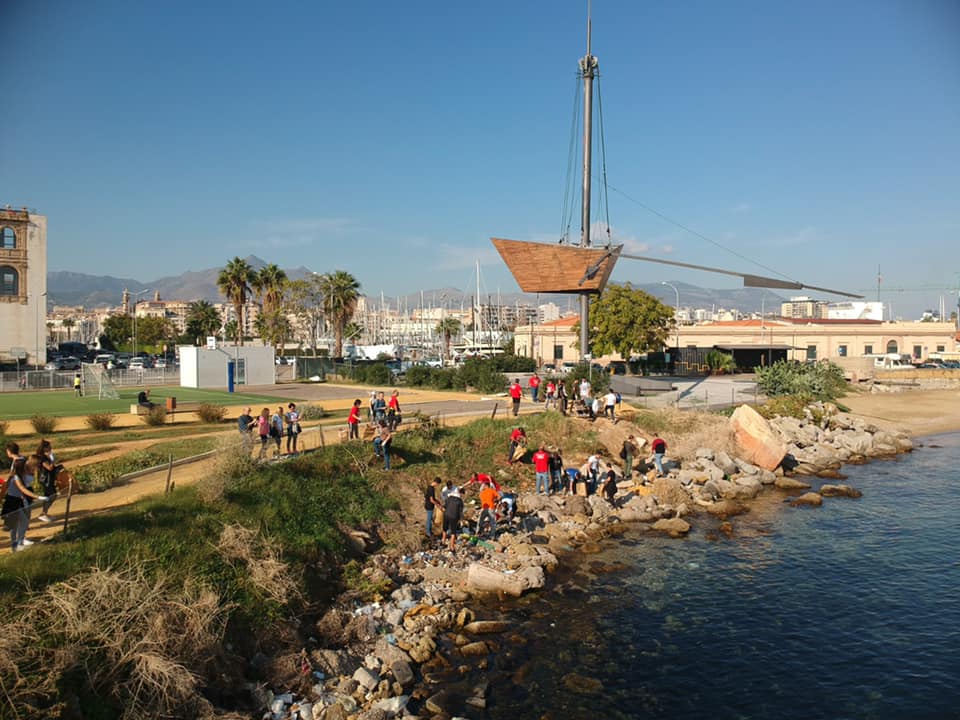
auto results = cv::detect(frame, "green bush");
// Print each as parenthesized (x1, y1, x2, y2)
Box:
(429, 368, 458, 390)
(196, 403, 228, 424)
(493, 354, 537, 373)
(706, 350, 736, 373)
(30, 414, 58, 434)
(0, 420, 8, 436)
(457, 358, 507, 393)
(755, 360, 847, 401)
(74, 449, 170, 491)
(297, 403, 326, 420)
(141, 406, 168, 427)
(84, 412, 116, 431)
(565, 364, 610, 396)
(405, 365, 433, 387)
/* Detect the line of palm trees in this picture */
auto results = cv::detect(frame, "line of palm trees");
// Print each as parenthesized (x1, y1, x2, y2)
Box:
(215, 256, 360, 357)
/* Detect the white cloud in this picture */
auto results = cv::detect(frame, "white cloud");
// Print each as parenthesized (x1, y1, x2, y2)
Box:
(246, 216, 359, 249)
(730, 202, 752, 214)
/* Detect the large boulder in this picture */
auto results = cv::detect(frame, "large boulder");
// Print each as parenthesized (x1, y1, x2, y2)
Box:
(730, 405, 787, 471)
(465, 563, 544, 597)
(652, 477, 690, 507)
(651, 517, 691, 536)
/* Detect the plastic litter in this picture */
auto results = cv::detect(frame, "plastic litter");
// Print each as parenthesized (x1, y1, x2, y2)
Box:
(353, 602, 381, 616)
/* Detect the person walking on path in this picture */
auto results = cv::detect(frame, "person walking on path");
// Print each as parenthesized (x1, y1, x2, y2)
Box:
(348, 399, 362, 440)
(424, 477, 443, 540)
(3, 444, 45, 553)
(544, 379, 556, 410)
(237, 407, 255, 454)
(285, 403, 301, 455)
(387, 390, 401, 431)
(35, 439, 60, 523)
(442, 486, 464, 552)
(558, 381, 568, 415)
(509, 378, 522, 416)
(271, 407, 284, 457)
(620, 435, 637, 479)
(372, 391, 387, 424)
(532, 445, 551, 495)
(476, 482, 500, 537)
(73, 373, 82, 397)
(528, 373, 541, 403)
(652, 434, 667, 477)
(256, 408, 271, 460)
(604, 389, 618, 421)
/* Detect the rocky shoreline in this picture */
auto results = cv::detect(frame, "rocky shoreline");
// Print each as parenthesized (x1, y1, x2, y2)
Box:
(257, 402, 913, 720)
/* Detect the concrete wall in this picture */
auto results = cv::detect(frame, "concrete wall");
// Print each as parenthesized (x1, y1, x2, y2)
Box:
(178, 345, 275, 388)
(0, 210, 47, 366)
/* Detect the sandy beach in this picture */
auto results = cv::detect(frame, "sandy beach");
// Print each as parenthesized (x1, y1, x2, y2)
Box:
(840, 388, 960, 438)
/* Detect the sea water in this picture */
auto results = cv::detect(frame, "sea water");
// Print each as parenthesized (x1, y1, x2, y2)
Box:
(488, 433, 960, 720)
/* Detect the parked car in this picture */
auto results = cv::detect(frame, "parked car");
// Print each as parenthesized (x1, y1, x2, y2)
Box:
(154, 358, 168, 369)
(604, 361, 628, 375)
(275, 356, 290, 365)
(541, 362, 557, 374)
(128, 358, 148, 371)
(559, 361, 577, 374)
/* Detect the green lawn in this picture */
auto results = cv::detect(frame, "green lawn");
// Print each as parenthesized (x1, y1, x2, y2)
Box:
(0, 387, 290, 420)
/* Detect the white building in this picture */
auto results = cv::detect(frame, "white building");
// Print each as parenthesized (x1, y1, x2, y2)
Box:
(828, 301, 884, 321)
(0, 206, 47, 366)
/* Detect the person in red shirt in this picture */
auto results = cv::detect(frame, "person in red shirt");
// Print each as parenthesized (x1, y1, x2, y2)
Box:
(509, 378, 522, 416)
(544, 380, 557, 410)
(532, 444, 551, 494)
(468, 472, 502, 491)
(386, 389, 401, 430)
(508, 427, 526, 465)
(528, 373, 541, 403)
(347, 398, 362, 440)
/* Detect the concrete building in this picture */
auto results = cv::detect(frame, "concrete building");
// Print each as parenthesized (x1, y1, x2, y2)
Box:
(512, 315, 957, 369)
(0, 206, 47, 367)
(781, 296, 829, 320)
(827, 301, 884, 321)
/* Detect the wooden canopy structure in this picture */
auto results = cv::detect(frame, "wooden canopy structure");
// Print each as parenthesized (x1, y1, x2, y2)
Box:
(491, 237, 622, 294)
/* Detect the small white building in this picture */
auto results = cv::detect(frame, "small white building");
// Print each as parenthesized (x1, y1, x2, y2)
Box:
(178, 343, 275, 389)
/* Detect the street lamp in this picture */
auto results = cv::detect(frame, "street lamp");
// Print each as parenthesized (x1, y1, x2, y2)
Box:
(132, 289, 151, 359)
(661, 281, 680, 355)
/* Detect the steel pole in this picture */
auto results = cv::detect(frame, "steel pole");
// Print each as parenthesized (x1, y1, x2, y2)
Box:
(578, 41, 598, 361)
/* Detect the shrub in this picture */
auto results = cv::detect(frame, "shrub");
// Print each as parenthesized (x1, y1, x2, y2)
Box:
(199, 436, 259, 503)
(30, 414, 58, 434)
(341, 559, 393, 601)
(84, 412, 116, 431)
(457, 358, 507, 393)
(142, 406, 168, 427)
(297, 403, 326, 420)
(404, 365, 433, 387)
(755, 360, 847, 401)
(706, 350, 736, 373)
(196, 403, 228, 424)
(493, 354, 537, 373)
(429, 368, 458, 390)
(74, 449, 170, 491)
(0, 420, 8, 436)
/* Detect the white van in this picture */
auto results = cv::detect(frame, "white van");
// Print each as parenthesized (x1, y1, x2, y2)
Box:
(872, 353, 910, 370)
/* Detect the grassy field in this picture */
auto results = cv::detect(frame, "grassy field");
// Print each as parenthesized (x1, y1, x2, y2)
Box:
(0, 386, 290, 419)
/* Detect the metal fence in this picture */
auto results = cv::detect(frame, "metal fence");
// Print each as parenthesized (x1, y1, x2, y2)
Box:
(0, 368, 181, 393)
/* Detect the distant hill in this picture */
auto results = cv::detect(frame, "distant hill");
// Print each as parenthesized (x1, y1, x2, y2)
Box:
(47, 262, 783, 314)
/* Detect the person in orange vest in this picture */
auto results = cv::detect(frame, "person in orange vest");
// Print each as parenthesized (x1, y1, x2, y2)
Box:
(476, 482, 501, 537)
(509, 378, 523, 416)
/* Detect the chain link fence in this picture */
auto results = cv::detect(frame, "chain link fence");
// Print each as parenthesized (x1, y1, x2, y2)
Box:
(0, 368, 180, 393)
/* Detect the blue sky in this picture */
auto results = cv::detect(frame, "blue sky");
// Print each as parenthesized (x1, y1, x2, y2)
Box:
(1, 0, 957, 318)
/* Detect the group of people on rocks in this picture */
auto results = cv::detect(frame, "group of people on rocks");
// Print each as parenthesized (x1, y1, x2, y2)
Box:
(3, 439, 63, 553)
(509, 373, 620, 422)
(237, 404, 302, 459)
(422, 472, 518, 553)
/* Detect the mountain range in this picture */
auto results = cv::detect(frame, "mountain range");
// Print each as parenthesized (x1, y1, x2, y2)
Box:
(47, 256, 784, 314)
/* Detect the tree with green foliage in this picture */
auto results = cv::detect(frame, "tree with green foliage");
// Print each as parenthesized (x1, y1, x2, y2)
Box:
(217, 257, 255, 346)
(184, 300, 222, 344)
(319, 270, 361, 358)
(102, 314, 133, 347)
(706, 350, 736, 373)
(286, 276, 325, 356)
(573, 283, 674, 358)
(222, 319, 240, 344)
(62, 317, 75, 341)
(436, 316, 461, 362)
(136, 316, 177, 347)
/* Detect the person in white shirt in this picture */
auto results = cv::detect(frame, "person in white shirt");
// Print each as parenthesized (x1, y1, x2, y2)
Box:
(604, 390, 618, 421)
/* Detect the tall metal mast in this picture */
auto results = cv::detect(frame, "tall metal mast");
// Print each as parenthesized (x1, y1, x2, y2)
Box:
(578, 8, 598, 359)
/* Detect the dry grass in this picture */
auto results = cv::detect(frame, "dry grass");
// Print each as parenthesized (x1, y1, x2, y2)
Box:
(620, 407, 736, 461)
(0, 563, 229, 719)
(216, 523, 302, 607)
(198, 435, 259, 503)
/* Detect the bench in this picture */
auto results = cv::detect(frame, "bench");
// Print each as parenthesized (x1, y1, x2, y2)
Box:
(129, 401, 203, 416)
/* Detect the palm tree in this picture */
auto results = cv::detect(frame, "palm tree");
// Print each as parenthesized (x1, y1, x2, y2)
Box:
(318, 270, 360, 358)
(62, 317, 75, 341)
(252, 264, 288, 315)
(436, 317, 461, 362)
(217, 257, 255, 346)
(185, 300, 222, 344)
